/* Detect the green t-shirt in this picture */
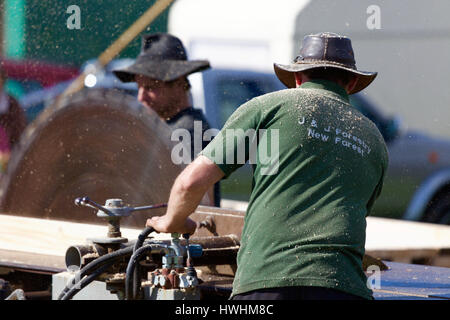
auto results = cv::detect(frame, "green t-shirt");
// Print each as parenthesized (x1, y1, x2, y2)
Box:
(200, 79, 389, 299)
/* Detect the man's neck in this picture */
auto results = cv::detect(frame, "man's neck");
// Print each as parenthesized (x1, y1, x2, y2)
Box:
(160, 104, 191, 121)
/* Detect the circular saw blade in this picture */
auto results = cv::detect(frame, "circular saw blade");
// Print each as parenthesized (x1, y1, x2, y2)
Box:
(0, 88, 184, 228)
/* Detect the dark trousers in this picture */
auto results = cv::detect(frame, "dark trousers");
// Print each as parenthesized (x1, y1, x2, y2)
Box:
(232, 286, 366, 300)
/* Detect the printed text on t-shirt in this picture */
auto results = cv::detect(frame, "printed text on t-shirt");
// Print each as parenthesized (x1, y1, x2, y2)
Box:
(299, 117, 371, 157)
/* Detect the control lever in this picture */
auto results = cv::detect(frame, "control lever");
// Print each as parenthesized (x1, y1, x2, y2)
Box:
(74, 196, 167, 243)
(74, 196, 167, 217)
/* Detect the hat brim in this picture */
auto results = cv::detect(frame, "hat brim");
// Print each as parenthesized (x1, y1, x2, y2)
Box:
(274, 62, 377, 94)
(113, 58, 210, 83)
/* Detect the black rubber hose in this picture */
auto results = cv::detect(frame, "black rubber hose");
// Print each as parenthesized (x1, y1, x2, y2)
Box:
(57, 246, 134, 300)
(125, 245, 156, 300)
(60, 262, 112, 300)
(132, 227, 155, 299)
(133, 264, 141, 299)
(134, 227, 155, 253)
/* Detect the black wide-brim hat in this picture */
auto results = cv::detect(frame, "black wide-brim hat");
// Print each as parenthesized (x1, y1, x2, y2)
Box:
(274, 32, 377, 94)
(114, 33, 210, 83)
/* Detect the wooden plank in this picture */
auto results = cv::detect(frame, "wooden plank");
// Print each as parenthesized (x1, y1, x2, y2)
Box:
(0, 208, 241, 271)
(0, 249, 65, 273)
(0, 213, 170, 259)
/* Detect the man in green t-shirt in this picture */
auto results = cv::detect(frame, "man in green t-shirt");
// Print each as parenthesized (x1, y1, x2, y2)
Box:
(146, 32, 388, 300)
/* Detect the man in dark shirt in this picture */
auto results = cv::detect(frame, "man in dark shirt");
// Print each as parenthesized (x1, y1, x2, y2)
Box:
(114, 33, 220, 206)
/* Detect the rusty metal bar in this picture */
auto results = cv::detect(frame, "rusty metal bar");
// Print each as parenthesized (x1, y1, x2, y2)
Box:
(189, 235, 240, 249)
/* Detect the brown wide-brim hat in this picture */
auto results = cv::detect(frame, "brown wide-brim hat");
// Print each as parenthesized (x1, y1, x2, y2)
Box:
(274, 32, 377, 94)
(113, 33, 210, 83)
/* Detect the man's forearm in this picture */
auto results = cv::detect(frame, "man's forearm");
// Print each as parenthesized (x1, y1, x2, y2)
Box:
(146, 155, 224, 234)
(163, 173, 208, 232)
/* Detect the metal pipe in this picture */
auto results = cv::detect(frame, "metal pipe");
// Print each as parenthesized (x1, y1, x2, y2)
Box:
(107, 218, 122, 238)
(57, 246, 134, 300)
(65, 244, 106, 270)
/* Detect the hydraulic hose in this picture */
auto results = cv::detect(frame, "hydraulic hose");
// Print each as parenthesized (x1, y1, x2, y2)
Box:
(60, 262, 112, 300)
(134, 226, 155, 252)
(125, 244, 163, 300)
(132, 227, 155, 299)
(57, 245, 134, 300)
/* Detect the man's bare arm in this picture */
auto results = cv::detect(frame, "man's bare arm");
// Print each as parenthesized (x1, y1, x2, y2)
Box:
(146, 155, 224, 234)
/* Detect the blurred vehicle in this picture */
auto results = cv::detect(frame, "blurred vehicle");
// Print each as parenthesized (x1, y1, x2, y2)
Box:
(18, 59, 137, 123)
